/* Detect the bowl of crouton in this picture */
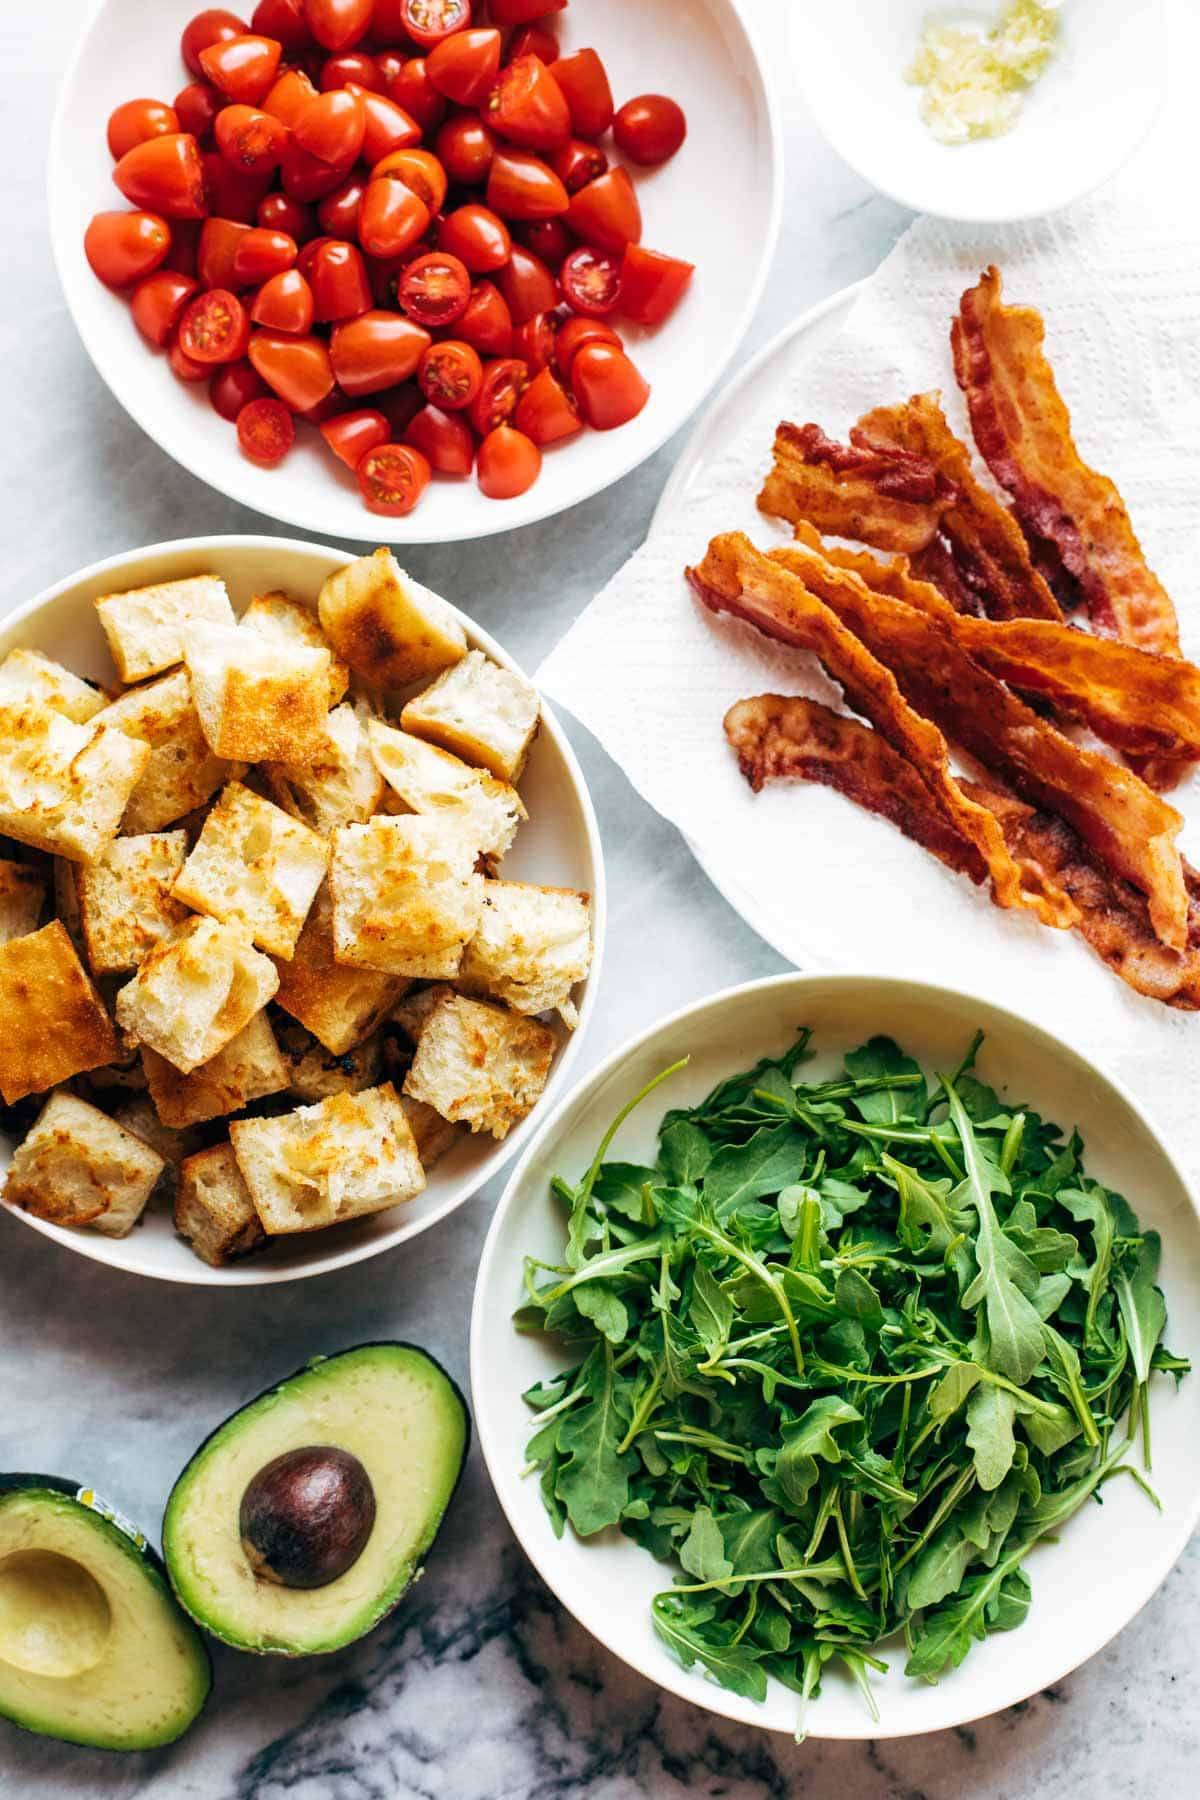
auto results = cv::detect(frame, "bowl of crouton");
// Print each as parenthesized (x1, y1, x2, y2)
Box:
(0, 537, 604, 1284)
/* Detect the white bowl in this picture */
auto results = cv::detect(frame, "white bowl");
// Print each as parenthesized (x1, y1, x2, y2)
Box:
(790, 0, 1166, 222)
(471, 972, 1200, 1737)
(48, 0, 781, 544)
(0, 535, 605, 1286)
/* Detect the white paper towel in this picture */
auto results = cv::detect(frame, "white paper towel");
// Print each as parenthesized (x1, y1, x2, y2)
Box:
(538, 18, 1200, 1174)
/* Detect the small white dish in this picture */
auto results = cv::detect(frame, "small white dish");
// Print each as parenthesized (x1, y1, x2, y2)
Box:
(47, 0, 781, 544)
(471, 972, 1200, 1737)
(790, 0, 1166, 222)
(0, 535, 605, 1286)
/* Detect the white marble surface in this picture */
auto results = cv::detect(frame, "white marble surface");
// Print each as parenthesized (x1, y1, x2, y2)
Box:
(3, 3, 1197, 1796)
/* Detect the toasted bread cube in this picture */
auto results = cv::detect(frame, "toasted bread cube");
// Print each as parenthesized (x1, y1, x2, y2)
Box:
(172, 783, 328, 960)
(0, 921, 118, 1104)
(275, 1015, 383, 1101)
(403, 992, 555, 1140)
(111, 1094, 196, 1171)
(52, 856, 85, 956)
(459, 880, 591, 1028)
(230, 1082, 425, 1234)
(400, 650, 538, 782)
(99, 671, 241, 835)
(242, 591, 349, 709)
(95, 574, 234, 682)
(174, 1142, 264, 1266)
(389, 982, 454, 1045)
(330, 815, 483, 979)
(317, 549, 468, 689)
(263, 703, 383, 835)
(4, 1090, 164, 1236)
(0, 702, 151, 863)
(366, 719, 524, 858)
(0, 649, 105, 723)
(273, 880, 406, 1056)
(142, 1010, 289, 1127)
(183, 620, 333, 764)
(399, 1093, 461, 1170)
(76, 831, 189, 975)
(114, 916, 279, 1074)
(0, 858, 45, 943)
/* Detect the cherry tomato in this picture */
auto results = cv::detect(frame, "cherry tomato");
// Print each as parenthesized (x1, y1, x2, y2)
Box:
(405, 402, 474, 473)
(199, 35, 284, 105)
(169, 335, 211, 381)
(251, 265, 315, 330)
(618, 244, 694, 326)
(458, 279, 512, 355)
(372, 148, 449, 213)
(370, 0, 413, 45)
(210, 357, 269, 417)
(437, 203, 510, 273)
(486, 55, 570, 153)
(307, 238, 373, 318)
(320, 406, 390, 468)
(130, 269, 199, 346)
(570, 340, 649, 429)
(164, 217, 202, 275)
(494, 243, 556, 322)
(554, 312, 621, 377)
(259, 191, 317, 239)
(559, 244, 620, 317)
(399, 0, 471, 52)
(357, 441, 431, 514)
(280, 136, 347, 200)
(198, 216, 250, 285)
(304, 0, 371, 52)
(114, 133, 207, 218)
(293, 88, 365, 164)
(508, 24, 558, 64)
(84, 210, 171, 288)
(321, 51, 380, 90)
(428, 29, 502, 107)
(418, 338, 482, 409)
(358, 177, 431, 258)
(552, 137, 606, 194)
(232, 225, 297, 281)
(296, 232, 335, 277)
(262, 66, 317, 126)
(518, 216, 571, 266)
(387, 58, 447, 134)
(613, 93, 687, 166)
(251, 0, 312, 51)
(467, 355, 527, 435)
(330, 309, 432, 393)
(477, 424, 540, 498)
(486, 147, 567, 221)
(551, 48, 613, 141)
(182, 11, 248, 80)
(203, 146, 273, 218)
(435, 115, 496, 187)
(107, 99, 180, 162)
(488, 0, 565, 23)
(354, 90, 422, 163)
(510, 309, 557, 371)
(298, 386, 348, 423)
(215, 103, 288, 171)
(248, 328, 335, 407)
(179, 287, 251, 361)
(317, 175, 365, 236)
(238, 395, 295, 463)
(566, 166, 641, 253)
(175, 82, 222, 140)
(398, 251, 471, 327)
(514, 365, 579, 443)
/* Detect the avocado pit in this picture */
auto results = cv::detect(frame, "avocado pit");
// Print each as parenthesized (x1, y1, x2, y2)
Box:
(239, 1446, 376, 1590)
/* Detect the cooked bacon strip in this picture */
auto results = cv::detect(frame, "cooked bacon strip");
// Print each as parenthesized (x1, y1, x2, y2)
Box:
(757, 421, 953, 555)
(952, 267, 1180, 654)
(687, 533, 1070, 927)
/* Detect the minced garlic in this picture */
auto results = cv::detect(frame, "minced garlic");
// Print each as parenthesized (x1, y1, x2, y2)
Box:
(907, 1, 1061, 146)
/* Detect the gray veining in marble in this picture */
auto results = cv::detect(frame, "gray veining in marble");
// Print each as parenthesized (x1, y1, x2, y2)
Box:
(3, 3, 1196, 1796)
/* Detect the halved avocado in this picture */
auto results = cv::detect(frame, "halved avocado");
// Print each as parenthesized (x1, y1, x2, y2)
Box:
(0, 1476, 211, 1750)
(162, 1343, 469, 1656)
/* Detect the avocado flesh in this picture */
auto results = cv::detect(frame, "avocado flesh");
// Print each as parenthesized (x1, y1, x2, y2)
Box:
(0, 1485, 211, 1750)
(163, 1344, 469, 1655)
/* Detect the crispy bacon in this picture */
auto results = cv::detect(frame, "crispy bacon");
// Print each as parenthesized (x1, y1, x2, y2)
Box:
(757, 421, 953, 554)
(952, 267, 1180, 655)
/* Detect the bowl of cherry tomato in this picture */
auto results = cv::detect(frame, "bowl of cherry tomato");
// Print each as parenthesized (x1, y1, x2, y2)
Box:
(50, 0, 781, 542)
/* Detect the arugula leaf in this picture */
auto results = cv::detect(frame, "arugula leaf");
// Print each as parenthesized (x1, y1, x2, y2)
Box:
(1061, 1184, 1116, 1344)
(965, 1383, 1017, 1492)
(689, 1263, 734, 1358)
(679, 1506, 734, 1583)
(554, 1344, 638, 1536)
(703, 1126, 806, 1217)
(844, 1037, 927, 1122)
(651, 1596, 768, 1701)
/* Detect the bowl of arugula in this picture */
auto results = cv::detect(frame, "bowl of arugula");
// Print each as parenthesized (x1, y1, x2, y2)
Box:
(470, 972, 1200, 1737)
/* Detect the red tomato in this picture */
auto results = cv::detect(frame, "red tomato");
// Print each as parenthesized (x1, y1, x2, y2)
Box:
(477, 424, 540, 498)
(570, 341, 649, 429)
(182, 11, 248, 80)
(559, 245, 620, 317)
(232, 225, 297, 281)
(486, 55, 570, 153)
(418, 338, 483, 408)
(370, 0, 413, 45)
(179, 287, 251, 362)
(130, 270, 199, 346)
(618, 244, 694, 326)
(551, 48, 613, 139)
(518, 216, 571, 266)
(198, 216, 250, 286)
(107, 99, 180, 162)
(210, 357, 269, 418)
(296, 233, 335, 277)
(279, 136, 347, 200)
(215, 103, 288, 171)
(397, 251, 471, 326)
(494, 243, 557, 322)
(566, 167, 641, 253)
(399, 0, 471, 51)
(613, 93, 687, 166)
(434, 117, 495, 188)
(486, 147, 567, 221)
(427, 29, 502, 106)
(203, 146, 273, 218)
(358, 178, 431, 258)
(405, 402, 474, 472)
(458, 279, 512, 355)
(376, 382, 425, 434)
(320, 406, 390, 468)
(510, 309, 557, 371)
(514, 365, 579, 443)
(169, 335, 211, 381)
(371, 148, 449, 213)
(308, 238, 373, 318)
(488, 0, 565, 23)
(330, 309, 432, 393)
(238, 395, 295, 463)
(354, 90, 422, 162)
(114, 133, 207, 219)
(552, 137, 606, 194)
(298, 386, 348, 423)
(199, 35, 284, 105)
(251, 0, 312, 51)
(322, 51, 380, 90)
(508, 24, 558, 64)
(259, 192, 317, 239)
(304, 0, 372, 52)
(467, 355, 527, 434)
(554, 312, 621, 376)
(262, 67, 317, 126)
(437, 203, 510, 273)
(84, 210, 171, 288)
(164, 217, 202, 275)
(387, 58, 447, 134)
(175, 82, 222, 140)
(248, 328, 335, 407)
(293, 88, 365, 164)
(251, 266, 315, 330)
(317, 175, 365, 236)
(357, 441, 431, 514)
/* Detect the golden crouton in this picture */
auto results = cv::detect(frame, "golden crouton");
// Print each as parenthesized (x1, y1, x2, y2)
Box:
(174, 1141, 265, 1266)
(142, 1009, 289, 1127)
(399, 1094, 462, 1170)
(366, 719, 524, 858)
(4, 1089, 164, 1237)
(403, 991, 555, 1140)
(99, 671, 242, 834)
(183, 619, 333, 764)
(94, 574, 234, 682)
(114, 915, 279, 1074)
(76, 831, 190, 975)
(330, 815, 483, 979)
(316, 548, 467, 688)
(0, 648, 106, 722)
(241, 590, 349, 709)
(272, 880, 407, 1057)
(274, 1014, 384, 1101)
(0, 921, 119, 1104)
(458, 879, 592, 1027)
(172, 782, 329, 960)
(399, 650, 539, 782)
(0, 857, 45, 944)
(0, 701, 150, 863)
(263, 702, 383, 835)
(229, 1083, 425, 1234)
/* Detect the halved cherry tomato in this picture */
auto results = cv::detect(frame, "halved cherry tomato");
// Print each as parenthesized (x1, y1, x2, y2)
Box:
(251, 0, 311, 52)
(307, 238, 373, 318)
(397, 251, 470, 326)
(613, 93, 687, 166)
(551, 47, 612, 140)
(510, 309, 557, 371)
(280, 136, 347, 200)
(494, 243, 556, 322)
(251, 265, 315, 330)
(233, 226, 297, 281)
(248, 328, 335, 407)
(435, 115, 495, 187)
(353, 89, 421, 162)
(358, 176, 431, 258)
(293, 88, 365, 164)
(477, 423, 540, 498)
(322, 51, 380, 90)
(418, 338, 482, 409)
(405, 402, 474, 473)
(514, 365, 579, 443)
(317, 175, 365, 236)
(566, 166, 641, 253)
(467, 355, 527, 435)
(554, 312, 621, 377)
(210, 357, 269, 417)
(399, 0, 471, 52)
(330, 309, 432, 393)
(215, 103, 287, 171)
(198, 216, 250, 286)
(489, 0, 565, 23)
(518, 216, 571, 266)
(199, 35, 283, 105)
(618, 244, 694, 325)
(262, 67, 317, 127)
(179, 287, 251, 361)
(107, 99, 180, 162)
(509, 24, 558, 64)
(437, 203, 510, 273)
(182, 11, 248, 80)
(130, 269, 199, 345)
(560, 244, 620, 317)
(320, 406, 389, 468)
(169, 335, 211, 381)
(552, 137, 606, 194)
(237, 394, 295, 462)
(570, 340, 649, 429)
(372, 148, 448, 213)
(175, 82, 222, 140)
(458, 279, 512, 355)
(387, 58, 446, 134)
(357, 441, 431, 514)
(259, 191, 317, 239)
(164, 217, 202, 276)
(114, 133, 207, 218)
(84, 210, 171, 288)
(427, 29, 501, 107)
(203, 146, 273, 218)
(486, 54, 570, 153)
(486, 147, 567, 221)
(305, 0, 372, 53)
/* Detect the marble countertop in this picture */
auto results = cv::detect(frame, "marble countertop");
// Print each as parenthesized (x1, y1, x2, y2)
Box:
(4, 3, 1198, 1795)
